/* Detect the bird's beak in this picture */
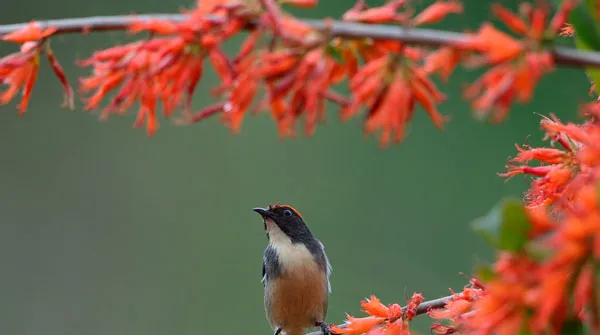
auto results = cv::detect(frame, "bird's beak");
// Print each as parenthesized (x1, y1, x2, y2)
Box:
(253, 207, 275, 219)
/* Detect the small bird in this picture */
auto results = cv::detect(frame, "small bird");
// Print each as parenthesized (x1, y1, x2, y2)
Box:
(253, 204, 332, 335)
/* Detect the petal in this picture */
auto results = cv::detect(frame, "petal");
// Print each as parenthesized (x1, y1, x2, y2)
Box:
(492, 4, 528, 36)
(46, 49, 74, 109)
(361, 296, 389, 318)
(412, 0, 463, 26)
(17, 61, 39, 114)
(2, 21, 57, 43)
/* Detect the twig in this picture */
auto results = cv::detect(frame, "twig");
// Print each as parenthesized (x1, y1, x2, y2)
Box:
(304, 294, 453, 335)
(0, 14, 599, 68)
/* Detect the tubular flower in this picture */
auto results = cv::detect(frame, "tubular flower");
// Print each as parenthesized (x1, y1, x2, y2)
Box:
(345, 55, 449, 147)
(422, 46, 465, 82)
(500, 113, 600, 209)
(0, 23, 73, 114)
(220, 41, 347, 138)
(467, 187, 600, 334)
(342, 0, 412, 24)
(429, 284, 486, 335)
(412, 0, 463, 27)
(332, 293, 423, 335)
(0, 43, 40, 114)
(1, 21, 57, 43)
(464, 112, 600, 335)
(459, 1, 576, 122)
(78, 1, 248, 135)
(466, 254, 546, 335)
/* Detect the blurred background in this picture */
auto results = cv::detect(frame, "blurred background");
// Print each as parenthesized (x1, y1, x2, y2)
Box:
(0, 0, 590, 334)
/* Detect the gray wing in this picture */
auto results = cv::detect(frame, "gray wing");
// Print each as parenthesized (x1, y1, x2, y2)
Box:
(317, 240, 333, 293)
(261, 259, 266, 286)
(262, 246, 280, 287)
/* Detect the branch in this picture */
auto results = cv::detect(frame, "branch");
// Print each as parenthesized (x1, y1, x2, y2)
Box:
(1, 14, 599, 68)
(304, 294, 452, 335)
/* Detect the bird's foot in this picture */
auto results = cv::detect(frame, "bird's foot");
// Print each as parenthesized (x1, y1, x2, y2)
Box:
(273, 327, 282, 335)
(315, 321, 331, 335)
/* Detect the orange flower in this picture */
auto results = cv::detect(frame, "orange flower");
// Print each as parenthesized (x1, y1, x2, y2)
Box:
(77, 0, 251, 136)
(460, 23, 524, 65)
(347, 55, 449, 147)
(501, 114, 600, 208)
(0, 42, 41, 114)
(421, 46, 463, 82)
(342, 0, 411, 24)
(330, 316, 385, 335)
(428, 282, 485, 335)
(1, 21, 57, 43)
(464, 51, 553, 123)
(458, 2, 573, 122)
(491, 4, 528, 35)
(361, 296, 390, 318)
(403, 293, 424, 321)
(264, 49, 344, 137)
(279, 0, 318, 8)
(412, 0, 463, 26)
(383, 320, 410, 335)
(221, 53, 260, 133)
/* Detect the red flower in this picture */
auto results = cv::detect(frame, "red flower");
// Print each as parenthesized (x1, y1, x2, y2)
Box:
(458, 1, 575, 122)
(0, 43, 40, 114)
(361, 296, 390, 318)
(422, 47, 464, 82)
(342, 0, 412, 24)
(346, 55, 449, 147)
(412, 1, 463, 27)
(499, 113, 600, 208)
(1, 21, 57, 43)
(330, 316, 385, 335)
(78, 0, 249, 136)
(403, 293, 423, 321)
(278, 0, 318, 8)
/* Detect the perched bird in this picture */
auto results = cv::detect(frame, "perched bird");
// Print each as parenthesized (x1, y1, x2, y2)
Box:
(253, 204, 332, 335)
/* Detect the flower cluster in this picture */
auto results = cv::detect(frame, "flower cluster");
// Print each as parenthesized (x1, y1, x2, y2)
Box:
(330, 293, 424, 335)
(500, 113, 600, 209)
(0, 22, 72, 114)
(457, 0, 575, 122)
(428, 179, 600, 335)
(2, 0, 578, 145)
(4, 1, 600, 335)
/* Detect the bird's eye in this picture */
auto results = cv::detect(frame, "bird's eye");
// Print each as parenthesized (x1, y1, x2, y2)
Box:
(283, 209, 293, 217)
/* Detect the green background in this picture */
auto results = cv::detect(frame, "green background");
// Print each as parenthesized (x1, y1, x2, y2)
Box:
(0, 1, 589, 334)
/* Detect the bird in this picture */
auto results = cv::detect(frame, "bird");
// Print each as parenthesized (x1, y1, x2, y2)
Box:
(252, 203, 332, 335)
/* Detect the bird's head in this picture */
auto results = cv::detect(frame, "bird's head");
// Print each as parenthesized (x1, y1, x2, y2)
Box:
(252, 203, 314, 243)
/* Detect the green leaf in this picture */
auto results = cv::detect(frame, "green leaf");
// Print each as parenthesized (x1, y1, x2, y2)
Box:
(585, 0, 599, 21)
(575, 36, 600, 96)
(561, 319, 585, 335)
(570, 1, 600, 96)
(471, 198, 532, 252)
(325, 44, 344, 63)
(569, 3, 600, 51)
(473, 263, 497, 283)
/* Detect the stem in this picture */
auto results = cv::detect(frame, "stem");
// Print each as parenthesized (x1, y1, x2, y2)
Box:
(0, 14, 599, 68)
(304, 294, 453, 335)
(259, 0, 283, 36)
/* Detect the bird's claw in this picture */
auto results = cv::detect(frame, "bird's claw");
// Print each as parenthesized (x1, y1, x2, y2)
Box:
(316, 321, 331, 335)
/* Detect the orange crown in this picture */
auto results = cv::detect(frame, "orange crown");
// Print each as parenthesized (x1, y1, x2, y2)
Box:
(267, 202, 304, 221)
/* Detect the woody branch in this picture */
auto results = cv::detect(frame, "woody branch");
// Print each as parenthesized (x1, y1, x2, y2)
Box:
(1, 14, 600, 67)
